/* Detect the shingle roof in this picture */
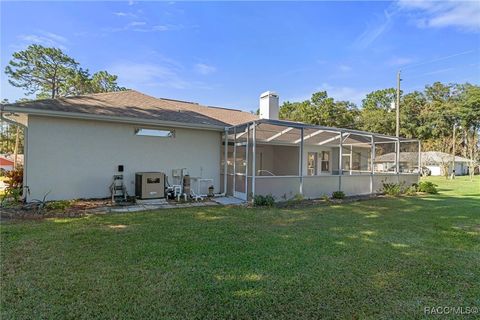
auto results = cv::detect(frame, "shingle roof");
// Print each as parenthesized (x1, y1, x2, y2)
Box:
(375, 151, 472, 163)
(420, 151, 472, 164)
(5, 90, 258, 128)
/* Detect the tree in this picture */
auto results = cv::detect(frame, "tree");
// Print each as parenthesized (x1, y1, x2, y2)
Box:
(1, 99, 26, 155)
(5, 44, 79, 99)
(400, 91, 426, 139)
(456, 83, 480, 178)
(358, 88, 397, 136)
(279, 91, 358, 128)
(90, 71, 125, 93)
(5, 45, 126, 99)
(60, 70, 125, 96)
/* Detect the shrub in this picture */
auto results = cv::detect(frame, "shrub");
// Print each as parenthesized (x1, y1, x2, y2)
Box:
(332, 191, 345, 199)
(1, 167, 24, 205)
(320, 194, 330, 201)
(253, 194, 275, 207)
(418, 181, 438, 194)
(382, 182, 404, 196)
(4, 166, 23, 192)
(1, 187, 22, 205)
(292, 193, 304, 202)
(45, 200, 73, 212)
(283, 194, 305, 207)
(404, 185, 417, 196)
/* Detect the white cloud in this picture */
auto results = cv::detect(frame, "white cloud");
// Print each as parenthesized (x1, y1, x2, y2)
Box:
(318, 83, 368, 105)
(105, 21, 178, 33)
(113, 10, 140, 18)
(339, 64, 352, 72)
(109, 60, 214, 91)
(387, 56, 414, 66)
(398, 0, 480, 32)
(353, 5, 399, 49)
(109, 62, 189, 89)
(285, 84, 369, 106)
(17, 31, 68, 50)
(194, 63, 216, 75)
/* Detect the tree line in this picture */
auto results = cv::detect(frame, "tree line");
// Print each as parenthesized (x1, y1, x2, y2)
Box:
(279, 83, 480, 163)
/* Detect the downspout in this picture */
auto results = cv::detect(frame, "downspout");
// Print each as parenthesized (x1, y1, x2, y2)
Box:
(0, 108, 28, 201)
(339, 131, 343, 191)
(299, 127, 304, 196)
(222, 128, 228, 196)
(396, 138, 400, 183)
(245, 124, 249, 201)
(370, 135, 374, 194)
(418, 140, 422, 178)
(251, 122, 256, 201)
(232, 126, 237, 196)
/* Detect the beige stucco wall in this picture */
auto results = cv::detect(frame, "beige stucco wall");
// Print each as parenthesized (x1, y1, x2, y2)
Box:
(253, 144, 299, 176)
(26, 116, 221, 201)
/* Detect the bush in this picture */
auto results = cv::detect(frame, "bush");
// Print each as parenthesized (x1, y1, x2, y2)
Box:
(1, 167, 24, 204)
(382, 182, 404, 196)
(404, 185, 417, 196)
(4, 166, 23, 192)
(418, 181, 438, 194)
(332, 191, 345, 199)
(292, 193, 304, 202)
(45, 200, 73, 212)
(253, 194, 275, 207)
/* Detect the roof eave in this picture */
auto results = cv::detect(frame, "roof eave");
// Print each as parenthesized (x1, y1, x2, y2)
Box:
(2, 106, 226, 131)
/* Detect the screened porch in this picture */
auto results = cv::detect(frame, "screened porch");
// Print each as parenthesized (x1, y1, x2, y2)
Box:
(221, 119, 420, 201)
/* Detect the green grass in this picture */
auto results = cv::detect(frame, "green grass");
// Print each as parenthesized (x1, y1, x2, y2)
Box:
(1, 176, 479, 319)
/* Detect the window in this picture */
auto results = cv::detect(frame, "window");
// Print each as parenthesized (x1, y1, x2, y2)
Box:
(342, 154, 351, 171)
(307, 152, 317, 176)
(135, 128, 175, 138)
(321, 151, 330, 172)
(352, 151, 361, 171)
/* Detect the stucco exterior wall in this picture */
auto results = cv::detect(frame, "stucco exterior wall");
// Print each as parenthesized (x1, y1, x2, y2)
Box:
(26, 116, 221, 201)
(253, 144, 299, 176)
(255, 173, 419, 200)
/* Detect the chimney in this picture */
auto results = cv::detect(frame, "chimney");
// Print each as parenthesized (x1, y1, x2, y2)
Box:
(259, 91, 279, 120)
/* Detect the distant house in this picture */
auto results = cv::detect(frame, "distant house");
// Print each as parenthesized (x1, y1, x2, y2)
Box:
(421, 151, 472, 176)
(375, 151, 472, 176)
(374, 152, 419, 173)
(0, 154, 23, 172)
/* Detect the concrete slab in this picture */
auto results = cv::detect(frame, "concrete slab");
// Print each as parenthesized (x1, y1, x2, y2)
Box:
(212, 197, 246, 206)
(109, 200, 219, 213)
(135, 198, 167, 205)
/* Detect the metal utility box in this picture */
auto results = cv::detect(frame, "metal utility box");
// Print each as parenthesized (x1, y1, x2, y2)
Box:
(135, 172, 165, 199)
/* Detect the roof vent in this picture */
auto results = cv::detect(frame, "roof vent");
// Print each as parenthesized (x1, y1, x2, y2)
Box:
(259, 91, 279, 120)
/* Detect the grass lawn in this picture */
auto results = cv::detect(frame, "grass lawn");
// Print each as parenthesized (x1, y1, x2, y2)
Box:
(1, 176, 479, 319)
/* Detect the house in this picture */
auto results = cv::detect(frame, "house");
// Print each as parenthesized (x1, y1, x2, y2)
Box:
(374, 152, 421, 173)
(1, 90, 420, 201)
(0, 154, 23, 172)
(421, 151, 472, 176)
(373, 151, 474, 176)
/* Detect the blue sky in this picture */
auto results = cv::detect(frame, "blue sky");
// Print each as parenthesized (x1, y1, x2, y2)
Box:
(1, 1, 479, 111)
